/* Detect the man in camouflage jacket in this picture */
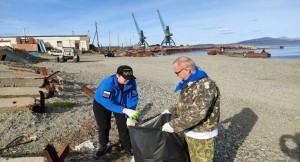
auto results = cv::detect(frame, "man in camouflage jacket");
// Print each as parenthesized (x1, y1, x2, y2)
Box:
(162, 56, 220, 162)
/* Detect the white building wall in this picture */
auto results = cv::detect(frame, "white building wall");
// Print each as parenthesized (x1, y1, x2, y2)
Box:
(0, 41, 12, 47)
(34, 36, 89, 51)
(0, 37, 16, 46)
(0, 35, 89, 52)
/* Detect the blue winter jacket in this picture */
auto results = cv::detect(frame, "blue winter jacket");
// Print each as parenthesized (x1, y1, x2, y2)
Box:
(94, 75, 139, 114)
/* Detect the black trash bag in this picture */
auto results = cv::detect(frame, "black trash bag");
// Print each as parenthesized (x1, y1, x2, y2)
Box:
(129, 114, 190, 162)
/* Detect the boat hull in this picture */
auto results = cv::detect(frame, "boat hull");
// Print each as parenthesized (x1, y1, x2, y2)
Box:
(207, 50, 271, 58)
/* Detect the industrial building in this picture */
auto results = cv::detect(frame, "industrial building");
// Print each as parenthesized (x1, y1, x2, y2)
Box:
(0, 35, 90, 53)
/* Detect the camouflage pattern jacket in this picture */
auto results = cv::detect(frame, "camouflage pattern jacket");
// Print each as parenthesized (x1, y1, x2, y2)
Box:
(169, 77, 220, 133)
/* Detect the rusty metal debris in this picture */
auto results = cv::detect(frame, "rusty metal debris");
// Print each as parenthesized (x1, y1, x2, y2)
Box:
(126, 50, 154, 57)
(44, 71, 61, 82)
(8, 67, 36, 73)
(81, 86, 95, 98)
(0, 66, 64, 113)
(40, 71, 63, 98)
(0, 133, 37, 152)
(207, 50, 271, 58)
(32, 91, 46, 113)
(38, 67, 48, 76)
(43, 143, 70, 162)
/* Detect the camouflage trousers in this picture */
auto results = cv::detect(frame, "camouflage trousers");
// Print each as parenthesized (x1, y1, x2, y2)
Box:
(185, 136, 215, 162)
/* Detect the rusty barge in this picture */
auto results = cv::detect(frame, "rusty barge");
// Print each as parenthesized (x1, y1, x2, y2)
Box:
(208, 50, 271, 58)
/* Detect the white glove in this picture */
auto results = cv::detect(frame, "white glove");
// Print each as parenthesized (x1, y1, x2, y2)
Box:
(161, 109, 171, 114)
(162, 122, 174, 133)
(123, 108, 140, 119)
(126, 118, 137, 126)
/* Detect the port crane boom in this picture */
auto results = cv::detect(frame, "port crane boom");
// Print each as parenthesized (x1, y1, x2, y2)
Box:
(157, 10, 176, 46)
(132, 13, 148, 48)
(92, 21, 100, 48)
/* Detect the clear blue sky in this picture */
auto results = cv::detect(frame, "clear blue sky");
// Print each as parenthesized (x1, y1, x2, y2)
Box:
(0, 0, 299, 46)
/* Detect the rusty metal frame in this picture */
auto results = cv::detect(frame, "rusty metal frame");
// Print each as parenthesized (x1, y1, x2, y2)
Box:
(0, 134, 36, 152)
(43, 144, 69, 162)
(32, 91, 46, 113)
(39, 71, 62, 97)
(81, 86, 95, 98)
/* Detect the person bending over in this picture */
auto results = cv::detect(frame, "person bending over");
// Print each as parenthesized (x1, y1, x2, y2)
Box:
(93, 65, 139, 158)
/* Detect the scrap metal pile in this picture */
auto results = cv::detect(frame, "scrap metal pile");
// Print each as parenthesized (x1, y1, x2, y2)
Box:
(126, 49, 155, 57)
(0, 66, 64, 113)
(0, 45, 65, 113)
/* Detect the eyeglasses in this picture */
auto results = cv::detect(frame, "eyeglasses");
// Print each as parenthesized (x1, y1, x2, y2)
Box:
(175, 68, 185, 75)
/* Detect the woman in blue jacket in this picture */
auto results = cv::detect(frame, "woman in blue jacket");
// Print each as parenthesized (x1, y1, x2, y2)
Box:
(93, 65, 139, 157)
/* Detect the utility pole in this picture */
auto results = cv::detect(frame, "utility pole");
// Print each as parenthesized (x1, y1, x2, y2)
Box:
(23, 28, 26, 38)
(23, 27, 28, 43)
(109, 30, 111, 51)
(118, 34, 119, 47)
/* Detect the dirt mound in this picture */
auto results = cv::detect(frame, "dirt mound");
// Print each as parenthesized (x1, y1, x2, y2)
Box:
(0, 46, 48, 64)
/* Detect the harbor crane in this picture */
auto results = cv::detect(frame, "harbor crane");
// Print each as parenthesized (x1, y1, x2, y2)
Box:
(157, 10, 176, 46)
(132, 13, 148, 48)
(91, 21, 100, 49)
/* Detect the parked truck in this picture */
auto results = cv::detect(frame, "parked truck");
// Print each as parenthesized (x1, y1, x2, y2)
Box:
(58, 47, 80, 62)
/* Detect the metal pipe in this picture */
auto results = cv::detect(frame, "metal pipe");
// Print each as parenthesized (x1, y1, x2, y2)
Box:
(81, 86, 95, 98)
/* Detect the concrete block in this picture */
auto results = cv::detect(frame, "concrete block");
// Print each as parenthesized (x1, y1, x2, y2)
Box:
(0, 157, 44, 162)
(0, 87, 48, 98)
(0, 97, 36, 113)
(0, 70, 44, 87)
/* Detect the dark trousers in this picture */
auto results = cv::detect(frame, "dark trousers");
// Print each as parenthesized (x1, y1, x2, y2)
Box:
(93, 100, 131, 152)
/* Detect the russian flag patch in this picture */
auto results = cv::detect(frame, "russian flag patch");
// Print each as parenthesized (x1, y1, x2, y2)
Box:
(102, 90, 111, 99)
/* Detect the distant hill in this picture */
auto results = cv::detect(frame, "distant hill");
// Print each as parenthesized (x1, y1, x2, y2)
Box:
(192, 37, 300, 46)
(192, 44, 215, 47)
(237, 37, 300, 44)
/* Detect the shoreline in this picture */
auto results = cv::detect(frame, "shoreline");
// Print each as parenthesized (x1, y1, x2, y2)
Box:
(0, 55, 299, 161)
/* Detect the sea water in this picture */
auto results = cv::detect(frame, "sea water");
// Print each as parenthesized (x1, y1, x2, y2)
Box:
(173, 43, 300, 60)
(258, 43, 300, 60)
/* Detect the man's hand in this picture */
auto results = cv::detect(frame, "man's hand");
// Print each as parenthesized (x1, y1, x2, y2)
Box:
(123, 108, 140, 120)
(161, 109, 171, 114)
(126, 118, 137, 126)
(162, 122, 174, 133)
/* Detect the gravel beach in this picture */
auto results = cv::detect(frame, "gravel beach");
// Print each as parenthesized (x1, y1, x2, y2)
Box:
(0, 54, 299, 162)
